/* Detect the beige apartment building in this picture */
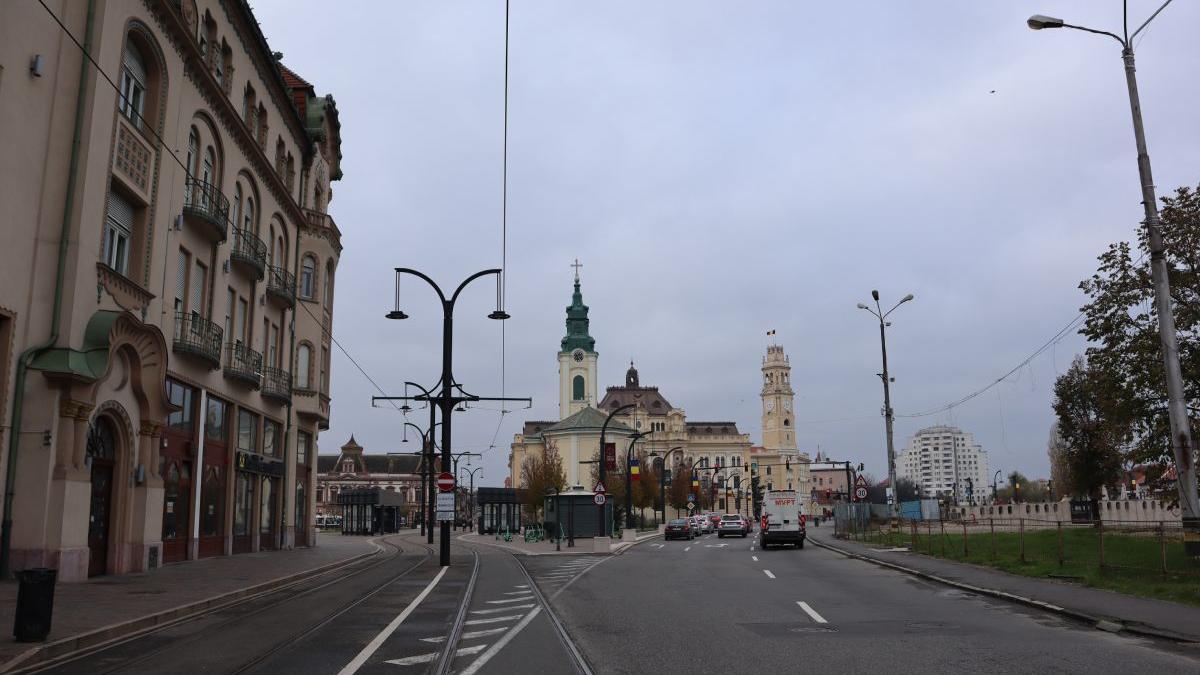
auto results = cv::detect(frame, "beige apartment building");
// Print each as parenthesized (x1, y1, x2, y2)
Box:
(0, 0, 343, 580)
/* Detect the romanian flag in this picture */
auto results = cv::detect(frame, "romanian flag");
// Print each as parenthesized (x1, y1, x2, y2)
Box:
(630, 457, 640, 481)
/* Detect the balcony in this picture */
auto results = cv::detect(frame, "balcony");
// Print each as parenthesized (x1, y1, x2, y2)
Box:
(224, 342, 262, 388)
(182, 177, 229, 242)
(266, 265, 296, 308)
(261, 366, 292, 404)
(230, 226, 266, 280)
(172, 312, 223, 369)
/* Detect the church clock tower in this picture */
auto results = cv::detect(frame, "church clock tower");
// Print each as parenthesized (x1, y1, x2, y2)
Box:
(761, 344, 797, 451)
(558, 261, 598, 419)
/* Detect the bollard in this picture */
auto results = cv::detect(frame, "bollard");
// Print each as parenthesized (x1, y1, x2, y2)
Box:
(1057, 520, 1064, 566)
(1019, 518, 1025, 564)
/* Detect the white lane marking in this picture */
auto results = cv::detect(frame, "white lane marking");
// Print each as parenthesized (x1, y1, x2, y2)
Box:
(421, 627, 508, 643)
(752, 556, 759, 562)
(750, 545, 756, 551)
(763, 570, 776, 579)
(338, 566, 448, 675)
(486, 596, 534, 604)
(457, 607, 543, 675)
(705, 544, 728, 548)
(797, 601, 828, 624)
(471, 604, 534, 615)
(384, 644, 487, 666)
(503, 590, 531, 595)
(464, 614, 523, 625)
(684, 546, 691, 552)
(515, 584, 528, 588)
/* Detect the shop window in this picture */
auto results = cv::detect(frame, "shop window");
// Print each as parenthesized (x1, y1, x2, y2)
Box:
(166, 379, 194, 432)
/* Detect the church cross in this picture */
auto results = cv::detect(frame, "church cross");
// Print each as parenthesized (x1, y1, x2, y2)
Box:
(571, 258, 583, 282)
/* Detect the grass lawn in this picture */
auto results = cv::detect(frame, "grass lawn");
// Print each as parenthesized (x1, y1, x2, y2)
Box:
(855, 524, 1200, 606)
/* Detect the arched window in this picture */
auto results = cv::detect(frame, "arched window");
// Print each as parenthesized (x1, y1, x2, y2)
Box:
(232, 184, 243, 228)
(243, 196, 255, 234)
(572, 375, 585, 401)
(296, 343, 311, 389)
(275, 138, 286, 176)
(119, 41, 147, 127)
(300, 255, 316, 299)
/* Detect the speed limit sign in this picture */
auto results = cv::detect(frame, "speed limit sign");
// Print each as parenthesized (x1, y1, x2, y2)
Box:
(854, 486, 868, 501)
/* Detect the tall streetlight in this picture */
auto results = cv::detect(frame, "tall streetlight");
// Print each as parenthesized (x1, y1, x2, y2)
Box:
(858, 290, 913, 530)
(401, 421, 434, 536)
(599, 403, 634, 531)
(1028, 1, 1199, 554)
(450, 452, 483, 530)
(388, 267, 508, 567)
(401, 380, 441, 544)
(625, 431, 651, 530)
(460, 466, 483, 531)
(656, 446, 685, 522)
(992, 470, 1002, 505)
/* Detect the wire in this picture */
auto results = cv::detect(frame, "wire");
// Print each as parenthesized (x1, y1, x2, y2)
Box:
(295, 300, 404, 411)
(485, 0, 512, 457)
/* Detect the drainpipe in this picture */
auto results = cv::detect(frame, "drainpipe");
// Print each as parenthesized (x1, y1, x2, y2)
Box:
(1, 0, 97, 578)
(282, 227, 299, 547)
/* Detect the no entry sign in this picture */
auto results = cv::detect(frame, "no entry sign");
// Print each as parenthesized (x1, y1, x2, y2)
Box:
(437, 472, 455, 492)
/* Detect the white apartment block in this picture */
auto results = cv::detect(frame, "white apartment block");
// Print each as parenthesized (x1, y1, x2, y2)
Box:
(897, 426, 990, 503)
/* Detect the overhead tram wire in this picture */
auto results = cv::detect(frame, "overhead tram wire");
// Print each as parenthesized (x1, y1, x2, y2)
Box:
(38, 0, 409, 415)
(485, 0, 512, 456)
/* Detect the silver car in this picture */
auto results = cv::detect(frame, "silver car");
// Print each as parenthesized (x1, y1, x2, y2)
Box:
(718, 514, 747, 538)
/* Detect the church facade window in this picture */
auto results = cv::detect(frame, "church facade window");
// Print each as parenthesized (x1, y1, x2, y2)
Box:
(572, 375, 584, 401)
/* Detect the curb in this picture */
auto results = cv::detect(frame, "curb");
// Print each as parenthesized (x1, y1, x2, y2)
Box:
(458, 534, 609, 556)
(808, 536, 1198, 645)
(1, 536, 393, 673)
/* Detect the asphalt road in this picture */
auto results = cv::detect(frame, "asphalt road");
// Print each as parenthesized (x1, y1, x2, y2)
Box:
(29, 531, 1200, 674)
(543, 532, 1200, 674)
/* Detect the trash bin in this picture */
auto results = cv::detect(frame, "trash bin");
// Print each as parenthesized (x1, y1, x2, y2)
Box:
(13, 568, 56, 642)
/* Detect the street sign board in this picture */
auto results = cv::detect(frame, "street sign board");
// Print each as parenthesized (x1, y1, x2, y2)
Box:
(855, 474, 868, 488)
(437, 472, 455, 492)
(686, 503, 694, 511)
(593, 482, 606, 494)
(436, 492, 455, 521)
(593, 493, 606, 506)
(854, 486, 868, 501)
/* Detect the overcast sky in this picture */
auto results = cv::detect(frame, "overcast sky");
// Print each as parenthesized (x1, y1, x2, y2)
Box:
(253, 1, 1200, 488)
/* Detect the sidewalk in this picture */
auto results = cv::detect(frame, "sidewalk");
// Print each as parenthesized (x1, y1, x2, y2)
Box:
(0, 532, 386, 670)
(807, 527, 1200, 643)
(457, 530, 661, 555)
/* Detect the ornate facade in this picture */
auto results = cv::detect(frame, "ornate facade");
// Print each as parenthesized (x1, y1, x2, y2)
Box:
(0, 0, 343, 579)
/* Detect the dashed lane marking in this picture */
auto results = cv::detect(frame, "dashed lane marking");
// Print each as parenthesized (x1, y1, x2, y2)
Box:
(486, 596, 534, 604)
(797, 601, 828, 624)
(421, 627, 509, 643)
(503, 590, 531, 595)
(464, 614, 524, 625)
(384, 644, 487, 666)
(471, 604, 534, 615)
(763, 570, 776, 579)
(684, 546, 691, 552)
(752, 556, 759, 562)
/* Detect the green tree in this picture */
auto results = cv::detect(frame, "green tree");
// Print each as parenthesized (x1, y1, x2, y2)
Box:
(519, 446, 566, 520)
(1076, 183, 1200, 477)
(1053, 356, 1129, 501)
(668, 466, 692, 517)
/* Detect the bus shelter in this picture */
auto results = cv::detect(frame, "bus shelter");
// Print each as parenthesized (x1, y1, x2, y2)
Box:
(338, 487, 406, 535)
(476, 487, 523, 534)
(544, 486, 612, 539)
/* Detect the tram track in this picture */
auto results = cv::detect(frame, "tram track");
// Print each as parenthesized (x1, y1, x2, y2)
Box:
(21, 537, 434, 675)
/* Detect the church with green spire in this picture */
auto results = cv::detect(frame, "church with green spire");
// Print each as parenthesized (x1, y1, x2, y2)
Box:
(557, 259, 599, 419)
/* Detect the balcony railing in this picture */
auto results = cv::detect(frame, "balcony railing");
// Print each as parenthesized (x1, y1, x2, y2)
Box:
(261, 366, 292, 404)
(266, 265, 296, 307)
(230, 226, 266, 280)
(183, 177, 229, 242)
(172, 312, 222, 369)
(224, 342, 262, 388)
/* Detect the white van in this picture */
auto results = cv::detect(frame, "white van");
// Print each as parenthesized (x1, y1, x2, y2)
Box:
(760, 490, 806, 549)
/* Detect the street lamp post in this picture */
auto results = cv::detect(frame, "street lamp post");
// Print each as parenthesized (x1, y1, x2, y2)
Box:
(625, 431, 651, 530)
(450, 452, 483, 531)
(1028, 2, 1199, 554)
(460, 466, 482, 531)
(599, 403, 635, 535)
(401, 421, 432, 535)
(858, 290, 913, 530)
(993, 470, 1002, 505)
(402, 380, 441, 544)
(656, 447, 684, 520)
(388, 267, 507, 567)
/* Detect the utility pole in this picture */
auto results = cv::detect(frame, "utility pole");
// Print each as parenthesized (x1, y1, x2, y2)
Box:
(1027, 3, 1199, 555)
(858, 290, 913, 530)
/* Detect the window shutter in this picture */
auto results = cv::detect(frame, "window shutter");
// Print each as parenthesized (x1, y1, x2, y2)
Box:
(176, 250, 187, 308)
(106, 190, 134, 232)
(123, 44, 147, 85)
(191, 262, 206, 315)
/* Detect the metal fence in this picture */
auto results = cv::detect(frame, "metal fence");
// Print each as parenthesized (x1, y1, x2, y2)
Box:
(840, 515, 1200, 578)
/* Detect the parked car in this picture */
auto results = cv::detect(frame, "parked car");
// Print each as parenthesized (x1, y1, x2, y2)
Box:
(718, 514, 747, 538)
(665, 518, 694, 540)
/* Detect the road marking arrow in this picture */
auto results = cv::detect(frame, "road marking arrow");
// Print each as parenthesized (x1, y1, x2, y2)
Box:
(705, 544, 728, 548)
(386, 644, 486, 666)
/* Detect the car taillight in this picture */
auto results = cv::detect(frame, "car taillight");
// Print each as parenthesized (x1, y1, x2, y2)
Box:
(800, 515, 806, 526)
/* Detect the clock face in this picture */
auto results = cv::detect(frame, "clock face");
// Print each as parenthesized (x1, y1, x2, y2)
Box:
(784, 400, 792, 412)
(572, 349, 585, 363)
(766, 401, 775, 412)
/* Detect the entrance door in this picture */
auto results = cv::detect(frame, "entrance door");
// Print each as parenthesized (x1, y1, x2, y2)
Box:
(87, 418, 118, 577)
(161, 460, 191, 563)
(259, 476, 277, 550)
